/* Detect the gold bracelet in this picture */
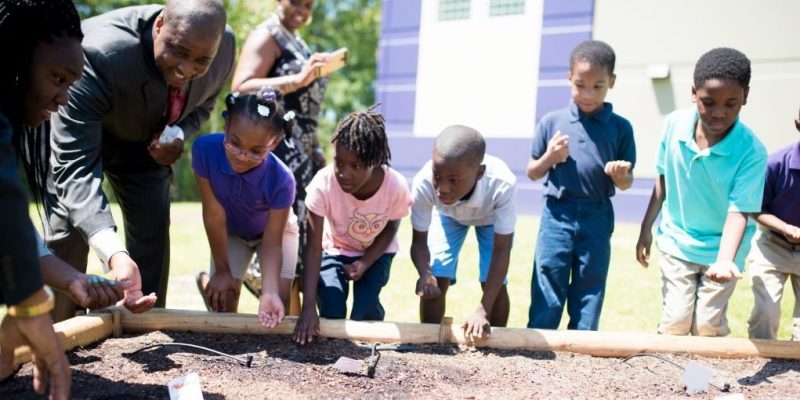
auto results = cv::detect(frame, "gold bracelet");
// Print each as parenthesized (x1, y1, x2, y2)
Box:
(7, 286, 55, 318)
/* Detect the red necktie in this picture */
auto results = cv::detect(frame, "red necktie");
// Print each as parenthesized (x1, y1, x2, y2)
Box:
(167, 86, 186, 125)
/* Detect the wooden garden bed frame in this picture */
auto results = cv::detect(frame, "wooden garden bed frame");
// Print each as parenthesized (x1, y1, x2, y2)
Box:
(13, 308, 800, 365)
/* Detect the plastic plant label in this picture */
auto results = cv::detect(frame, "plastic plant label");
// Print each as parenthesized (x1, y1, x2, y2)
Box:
(333, 357, 362, 374)
(168, 372, 204, 400)
(159, 125, 185, 144)
(682, 361, 713, 394)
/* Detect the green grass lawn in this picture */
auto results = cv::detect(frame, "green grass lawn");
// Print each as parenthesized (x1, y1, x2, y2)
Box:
(35, 202, 797, 339)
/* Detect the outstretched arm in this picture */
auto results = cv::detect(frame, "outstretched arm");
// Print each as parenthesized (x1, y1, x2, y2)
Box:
(635, 175, 665, 268)
(257, 207, 291, 328)
(293, 211, 324, 345)
(462, 232, 512, 339)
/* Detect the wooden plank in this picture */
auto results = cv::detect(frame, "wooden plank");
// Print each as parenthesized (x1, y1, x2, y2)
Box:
(13, 313, 113, 365)
(120, 309, 800, 360)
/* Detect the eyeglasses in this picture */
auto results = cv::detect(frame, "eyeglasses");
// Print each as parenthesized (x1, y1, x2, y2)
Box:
(223, 136, 269, 162)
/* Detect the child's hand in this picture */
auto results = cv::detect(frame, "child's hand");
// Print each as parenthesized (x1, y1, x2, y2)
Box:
(258, 291, 285, 329)
(415, 273, 442, 299)
(635, 229, 653, 268)
(461, 306, 491, 341)
(604, 160, 632, 179)
(705, 261, 742, 283)
(545, 131, 570, 164)
(205, 270, 240, 312)
(343, 260, 367, 281)
(783, 224, 800, 243)
(293, 308, 320, 346)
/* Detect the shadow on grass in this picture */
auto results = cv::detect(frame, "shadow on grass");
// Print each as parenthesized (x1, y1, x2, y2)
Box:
(737, 358, 800, 386)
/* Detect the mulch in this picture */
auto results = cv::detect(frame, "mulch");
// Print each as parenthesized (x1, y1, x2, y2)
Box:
(1, 330, 799, 399)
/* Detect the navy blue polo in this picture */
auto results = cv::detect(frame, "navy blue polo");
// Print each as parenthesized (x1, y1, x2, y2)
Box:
(531, 101, 636, 201)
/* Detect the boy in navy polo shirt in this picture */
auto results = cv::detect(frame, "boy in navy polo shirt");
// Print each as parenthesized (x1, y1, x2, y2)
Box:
(747, 107, 800, 340)
(527, 40, 636, 330)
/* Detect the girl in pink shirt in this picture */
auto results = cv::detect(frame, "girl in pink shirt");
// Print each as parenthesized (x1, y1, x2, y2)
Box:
(293, 106, 411, 345)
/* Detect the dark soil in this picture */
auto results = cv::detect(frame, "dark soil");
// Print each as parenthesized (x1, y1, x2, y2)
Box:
(1, 331, 799, 399)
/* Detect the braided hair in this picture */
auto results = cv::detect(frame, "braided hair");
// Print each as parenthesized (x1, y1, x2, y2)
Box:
(0, 0, 83, 205)
(330, 104, 391, 168)
(224, 87, 295, 142)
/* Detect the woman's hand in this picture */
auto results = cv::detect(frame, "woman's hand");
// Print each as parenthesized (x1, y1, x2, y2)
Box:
(295, 53, 330, 88)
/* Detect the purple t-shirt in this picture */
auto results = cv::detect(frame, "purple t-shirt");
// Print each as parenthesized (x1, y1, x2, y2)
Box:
(192, 134, 296, 239)
(761, 142, 800, 236)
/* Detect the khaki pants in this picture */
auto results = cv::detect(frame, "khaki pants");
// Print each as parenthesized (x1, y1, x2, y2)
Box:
(657, 251, 737, 336)
(747, 229, 800, 340)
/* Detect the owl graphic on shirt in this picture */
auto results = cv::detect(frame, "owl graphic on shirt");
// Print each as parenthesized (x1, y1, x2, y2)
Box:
(347, 208, 388, 248)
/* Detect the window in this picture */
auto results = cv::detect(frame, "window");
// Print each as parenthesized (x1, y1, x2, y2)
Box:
(490, 0, 525, 17)
(439, 0, 471, 21)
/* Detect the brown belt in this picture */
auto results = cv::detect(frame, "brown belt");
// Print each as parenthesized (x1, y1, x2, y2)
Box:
(765, 231, 800, 252)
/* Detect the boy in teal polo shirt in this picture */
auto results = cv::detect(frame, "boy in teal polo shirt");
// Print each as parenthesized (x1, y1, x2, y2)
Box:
(636, 48, 767, 336)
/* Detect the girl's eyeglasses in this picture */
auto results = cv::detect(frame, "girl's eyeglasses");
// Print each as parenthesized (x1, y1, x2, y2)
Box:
(223, 136, 273, 162)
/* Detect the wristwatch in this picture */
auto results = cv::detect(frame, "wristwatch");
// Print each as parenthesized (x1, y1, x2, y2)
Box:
(7, 286, 55, 318)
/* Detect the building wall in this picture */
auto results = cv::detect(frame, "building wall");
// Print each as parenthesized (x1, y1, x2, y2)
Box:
(594, 0, 800, 178)
(413, 0, 543, 138)
(377, 0, 800, 221)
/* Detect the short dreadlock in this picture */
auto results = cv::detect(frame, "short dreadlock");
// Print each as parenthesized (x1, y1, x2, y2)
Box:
(330, 104, 391, 168)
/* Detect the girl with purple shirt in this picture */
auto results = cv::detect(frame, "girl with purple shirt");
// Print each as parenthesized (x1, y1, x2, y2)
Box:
(192, 88, 297, 328)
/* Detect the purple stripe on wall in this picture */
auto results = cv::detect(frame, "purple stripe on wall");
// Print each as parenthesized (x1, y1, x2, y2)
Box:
(543, 0, 594, 17)
(539, 32, 593, 68)
(382, 45, 420, 77)
(535, 0, 595, 122)
(386, 0, 421, 30)
(377, 0, 422, 137)
(542, 15, 593, 27)
(535, 86, 571, 121)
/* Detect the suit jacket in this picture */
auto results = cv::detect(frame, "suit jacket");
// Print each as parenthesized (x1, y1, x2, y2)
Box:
(46, 5, 236, 241)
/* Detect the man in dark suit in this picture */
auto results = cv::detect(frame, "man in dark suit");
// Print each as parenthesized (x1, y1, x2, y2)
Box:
(45, 0, 236, 321)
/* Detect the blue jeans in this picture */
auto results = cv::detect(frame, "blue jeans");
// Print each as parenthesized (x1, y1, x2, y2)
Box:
(317, 252, 394, 321)
(528, 197, 614, 330)
(429, 212, 507, 284)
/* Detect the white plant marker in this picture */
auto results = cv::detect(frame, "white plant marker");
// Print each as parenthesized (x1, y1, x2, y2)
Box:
(168, 372, 204, 400)
(682, 361, 713, 394)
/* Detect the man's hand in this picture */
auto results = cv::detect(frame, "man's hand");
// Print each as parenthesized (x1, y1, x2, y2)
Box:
(108, 252, 157, 313)
(343, 260, 367, 282)
(705, 261, 742, 283)
(148, 137, 184, 166)
(783, 224, 800, 243)
(415, 273, 442, 299)
(604, 160, 632, 179)
(635, 229, 653, 268)
(258, 291, 285, 329)
(293, 308, 320, 346)
(461, 306, 491, 341)
(545, 131, 570, 164)
(0, 291, 71, 400)
(67, 274, 131, 310)
(205, 270, 240, 313)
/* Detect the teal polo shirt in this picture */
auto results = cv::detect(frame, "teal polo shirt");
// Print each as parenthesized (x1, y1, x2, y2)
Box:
(655, 108, 767, 270)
